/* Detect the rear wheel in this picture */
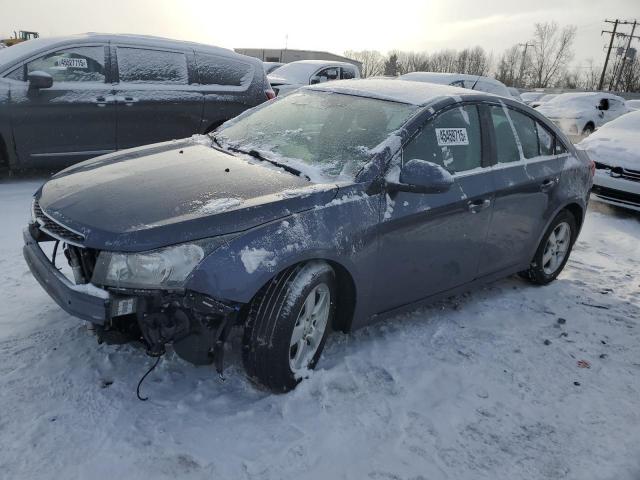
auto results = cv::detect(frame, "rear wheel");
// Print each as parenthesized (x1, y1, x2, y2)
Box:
(520, 210, 577, 285)
(242, 261, 336, 392)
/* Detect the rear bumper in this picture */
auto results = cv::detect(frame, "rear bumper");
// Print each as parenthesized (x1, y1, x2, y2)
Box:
(22, 227, 109, 324)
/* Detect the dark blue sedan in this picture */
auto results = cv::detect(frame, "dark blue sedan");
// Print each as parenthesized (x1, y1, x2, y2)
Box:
(24, 79, 594, 392)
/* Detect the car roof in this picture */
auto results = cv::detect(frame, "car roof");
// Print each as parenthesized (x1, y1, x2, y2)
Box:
(546, 91, 626, 103)
(0, 32, 261, 72)
(306, 79, 479, 106)
(399, 71, 506, 87)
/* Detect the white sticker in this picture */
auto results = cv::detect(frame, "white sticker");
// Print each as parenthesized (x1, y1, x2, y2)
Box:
(435, 128, 469, 146)
(57, 57, 88, 69)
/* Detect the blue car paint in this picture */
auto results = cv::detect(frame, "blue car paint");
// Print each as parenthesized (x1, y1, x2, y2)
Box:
(28, 85, 591, 336)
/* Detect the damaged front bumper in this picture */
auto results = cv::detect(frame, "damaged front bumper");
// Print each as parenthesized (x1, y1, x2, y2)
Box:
(23, 225, 242, 373)
(23, 226, 110, 323)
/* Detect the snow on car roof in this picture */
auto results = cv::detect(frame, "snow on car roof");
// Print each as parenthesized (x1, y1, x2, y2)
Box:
(0, 33, 258, 72)
(545, 91, 625, 105)
(306, 79, 476, 106)
(399, 71, 505, 87)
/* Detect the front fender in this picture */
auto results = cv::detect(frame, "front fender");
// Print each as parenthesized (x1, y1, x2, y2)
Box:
(185, 184, 380, 308)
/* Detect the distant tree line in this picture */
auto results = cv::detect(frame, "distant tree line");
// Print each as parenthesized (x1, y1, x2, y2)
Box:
(346, 21, 640, 93)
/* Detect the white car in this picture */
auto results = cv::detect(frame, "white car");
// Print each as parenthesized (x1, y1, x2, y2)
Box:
(536, 92, 629, 143)
(530, 93, 558, 108)
(399, 72, 514, 98)
(267, 60, 360, 96)
(508, 87, 524, 102)
(520, 91, 546, 105)
(626, 99, 640, 111)
(578, 111, 640, 212)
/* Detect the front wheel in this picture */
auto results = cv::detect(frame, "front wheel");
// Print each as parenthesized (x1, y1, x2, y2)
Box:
(242, 261, 336, 392)
(520, 210, 577, 285)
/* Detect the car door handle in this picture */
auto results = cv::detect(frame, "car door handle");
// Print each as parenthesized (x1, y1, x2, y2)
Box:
(115, 96, 139, 106)
(540, 178, 558, 192)
(467, 198, 491, 213)
(94, 95, 116, 107)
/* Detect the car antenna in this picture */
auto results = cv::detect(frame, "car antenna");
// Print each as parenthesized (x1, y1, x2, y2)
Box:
(470, 75, 482, 91)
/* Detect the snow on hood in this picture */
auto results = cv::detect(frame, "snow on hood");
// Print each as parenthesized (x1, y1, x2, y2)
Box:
(577, 111, 640, 170)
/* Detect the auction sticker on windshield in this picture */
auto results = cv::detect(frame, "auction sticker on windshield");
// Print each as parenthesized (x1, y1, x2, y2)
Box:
(436, 128, 469, 146)
(56, 58, 88, 69)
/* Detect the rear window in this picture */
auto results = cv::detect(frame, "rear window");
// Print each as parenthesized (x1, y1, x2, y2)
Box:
(117, 47, 188, 84)
(195, 53, 253, 86)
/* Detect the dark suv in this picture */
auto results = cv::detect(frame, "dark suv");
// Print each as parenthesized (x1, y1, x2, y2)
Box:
(0, 33, 273, 170)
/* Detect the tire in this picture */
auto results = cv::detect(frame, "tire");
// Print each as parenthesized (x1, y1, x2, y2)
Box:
(520, 210, 577, 285)
(242, 261, 336, 392)
(582, 123, 594, 135)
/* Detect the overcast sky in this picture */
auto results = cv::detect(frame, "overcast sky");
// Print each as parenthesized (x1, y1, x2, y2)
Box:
(1, 0, 638, 68)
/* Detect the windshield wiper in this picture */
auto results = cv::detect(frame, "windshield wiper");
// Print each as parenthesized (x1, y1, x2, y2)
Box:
(227, 145, 310, 181)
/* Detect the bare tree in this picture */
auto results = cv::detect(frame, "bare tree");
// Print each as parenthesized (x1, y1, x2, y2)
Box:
(396, 51, 430, 74)
(343, 50, 385, 78)
(456, 46, 491, 76)
(579, 59, 601, 91)
(494, 45, 522, 87)
(529, 22, 576, 88)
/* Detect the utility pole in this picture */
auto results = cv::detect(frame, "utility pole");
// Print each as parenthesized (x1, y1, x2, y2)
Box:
(599, 19, 618, 90)
(517, 42, 533, 88)
(614, 20, 638, 91)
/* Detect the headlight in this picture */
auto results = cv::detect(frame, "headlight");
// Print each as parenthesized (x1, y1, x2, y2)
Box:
(92, 236, 234, 289)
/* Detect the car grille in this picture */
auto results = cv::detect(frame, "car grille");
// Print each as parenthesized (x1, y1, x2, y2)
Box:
(615, 167, 640, 183)
(33, 200, 85, 245)
(592, 185, 640, 207)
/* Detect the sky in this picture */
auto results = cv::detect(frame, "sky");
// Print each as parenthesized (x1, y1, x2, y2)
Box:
(1, 0, 638, 68)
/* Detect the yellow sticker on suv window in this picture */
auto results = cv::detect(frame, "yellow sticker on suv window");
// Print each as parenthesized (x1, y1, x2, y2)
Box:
(56, 58, 88, 69)
(435, 128, 469, 146)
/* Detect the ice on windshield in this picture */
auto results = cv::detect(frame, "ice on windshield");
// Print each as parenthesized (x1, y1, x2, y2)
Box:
(216, 90, 418, 180)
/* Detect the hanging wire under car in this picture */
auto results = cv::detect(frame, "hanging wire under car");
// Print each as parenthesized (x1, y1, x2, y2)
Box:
(136, 355, 162, 401)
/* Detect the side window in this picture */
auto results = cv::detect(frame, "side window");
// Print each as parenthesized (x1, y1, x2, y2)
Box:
(555, 139, 567, 155)
(508, 109, 538, 159)
(117, 47, 188, 84)
(341, 67, 356, 80)
(195, 53, 252, 86)
(5, 66, 25, 81)
(537, 123, 554, 156)
(314, 67, 339, 83)
(609, 99, 624, 111)
(403, 105, 482, 174)
(488, 106, 520, 163)
(26, 46, 106, 82)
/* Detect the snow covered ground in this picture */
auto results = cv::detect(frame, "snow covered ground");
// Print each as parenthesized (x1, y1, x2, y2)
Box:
(1, 176, 639, 480)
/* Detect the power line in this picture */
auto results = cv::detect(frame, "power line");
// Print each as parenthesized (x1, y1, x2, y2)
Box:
(599, 19, 640, 91)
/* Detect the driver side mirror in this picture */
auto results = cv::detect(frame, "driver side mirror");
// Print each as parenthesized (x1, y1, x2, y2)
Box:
(387, 159, 454, 194)
(28, 71, 53, 90)
(310, 75, 321, 85)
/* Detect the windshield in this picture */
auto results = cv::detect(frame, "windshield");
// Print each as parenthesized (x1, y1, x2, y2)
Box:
(216, 90, 418, 180)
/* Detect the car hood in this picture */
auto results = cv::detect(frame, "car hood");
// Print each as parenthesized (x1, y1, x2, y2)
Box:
(267, 75, 301, 86)
(36, 140, 340, 252)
